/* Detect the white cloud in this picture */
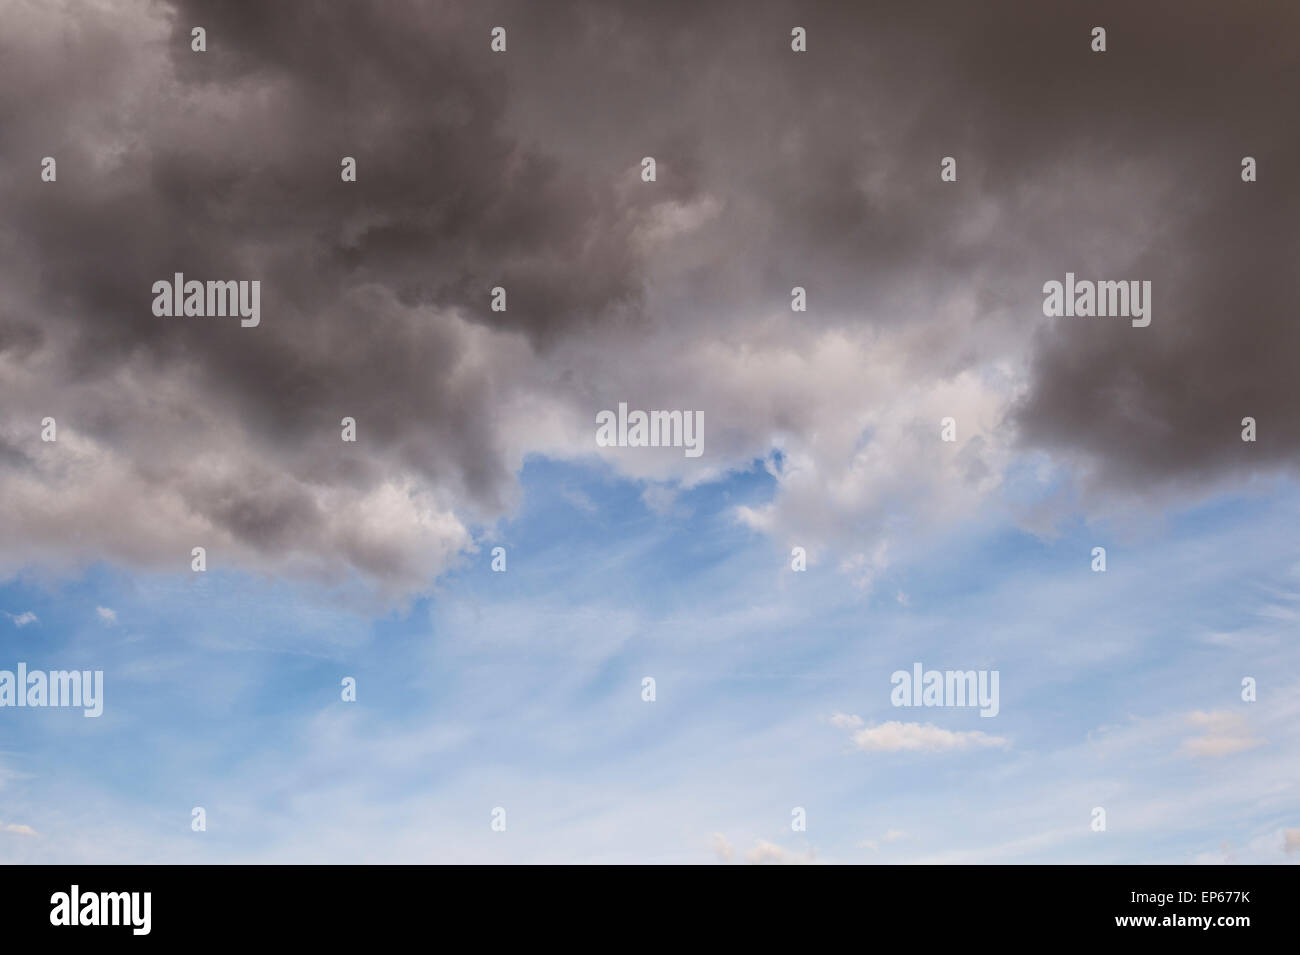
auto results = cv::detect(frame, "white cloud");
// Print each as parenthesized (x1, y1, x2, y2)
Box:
(835, 717, 1008, 753)
(0, 823, 36, 837)
(711, 832, 733, 862)
(4, 611, 36, 627)
(726, 333, 1018, 590)
(1179, 711, 1264, 758)
(96, 606, 117, 624)
(743, 840, 817, 865)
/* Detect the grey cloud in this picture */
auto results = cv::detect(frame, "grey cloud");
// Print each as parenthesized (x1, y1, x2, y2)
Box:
(500, 0, 1300, 493)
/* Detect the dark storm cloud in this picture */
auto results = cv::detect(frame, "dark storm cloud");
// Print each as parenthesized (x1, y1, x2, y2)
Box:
(0, 0, 1296, 590)
(493, 0, 1300, 490)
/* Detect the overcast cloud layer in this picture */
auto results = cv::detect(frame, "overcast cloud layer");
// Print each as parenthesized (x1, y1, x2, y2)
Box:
(2, 0, 1296, 597)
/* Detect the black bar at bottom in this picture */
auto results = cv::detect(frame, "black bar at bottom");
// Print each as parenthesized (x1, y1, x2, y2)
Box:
(0, 864, 1287, 941)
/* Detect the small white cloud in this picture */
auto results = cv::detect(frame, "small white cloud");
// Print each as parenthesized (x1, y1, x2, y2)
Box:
(0, 822, 36, 836)
(1284, 829, 1300, 854)
(836, 717, 1008, 752)
(744, 840, 816, 865)
(5, 611, 37, 627)
(1179, 711, 1264, 758)
(711, 832, 734, 862)
(96, 606, 117, 624)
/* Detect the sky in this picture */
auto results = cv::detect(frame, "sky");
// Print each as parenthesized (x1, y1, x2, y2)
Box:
(0, 0, 1297, 864)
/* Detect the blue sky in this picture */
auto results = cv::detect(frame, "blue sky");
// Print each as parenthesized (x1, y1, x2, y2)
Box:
(3, 456, 1297, 864)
